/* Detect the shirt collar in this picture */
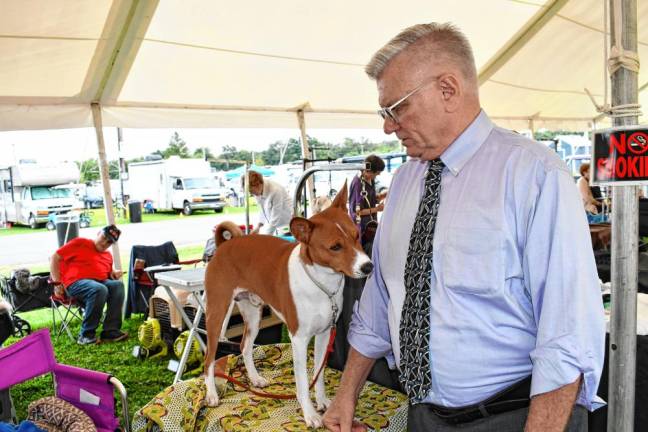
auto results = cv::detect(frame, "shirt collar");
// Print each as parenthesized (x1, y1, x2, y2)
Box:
(440, 110, 493, 176)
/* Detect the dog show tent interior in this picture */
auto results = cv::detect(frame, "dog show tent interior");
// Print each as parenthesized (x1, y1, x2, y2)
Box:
(0, 0, 647, 133)
(0, 0, 646, 430)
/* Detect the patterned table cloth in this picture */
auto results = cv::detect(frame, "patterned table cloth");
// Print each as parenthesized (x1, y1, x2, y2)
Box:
(133, 343, 408, 431)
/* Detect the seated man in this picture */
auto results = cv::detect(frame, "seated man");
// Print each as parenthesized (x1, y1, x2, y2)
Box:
(49, 225, 128, 345)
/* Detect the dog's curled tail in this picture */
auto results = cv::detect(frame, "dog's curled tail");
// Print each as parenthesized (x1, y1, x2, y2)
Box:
(215, 221, 243, 246)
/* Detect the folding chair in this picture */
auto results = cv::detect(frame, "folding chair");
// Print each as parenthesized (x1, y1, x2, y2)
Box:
(50, 288, 84, 341)
(0, 328, 130, 431)
(126, 241, 201, 317)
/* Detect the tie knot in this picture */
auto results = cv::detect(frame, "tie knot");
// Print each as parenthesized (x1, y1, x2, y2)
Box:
(429, 159, 444, 173)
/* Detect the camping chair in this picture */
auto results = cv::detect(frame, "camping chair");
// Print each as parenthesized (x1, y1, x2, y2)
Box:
(50, 286, 85, 341)
(0, 328, 130, 431)
(126, 241, 201, 318)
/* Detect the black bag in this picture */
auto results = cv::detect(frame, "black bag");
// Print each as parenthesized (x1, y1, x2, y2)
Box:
(362, 220, 378, 245)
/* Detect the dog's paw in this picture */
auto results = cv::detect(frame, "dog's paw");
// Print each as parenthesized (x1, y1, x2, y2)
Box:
(303, 411, 323, 429)
(249, 375, 270, 388)
(316, 396, 331, 412)
(204, 392, 220, 407)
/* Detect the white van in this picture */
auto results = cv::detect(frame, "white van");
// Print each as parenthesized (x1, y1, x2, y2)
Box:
(0, 161, 80, 229)
(128, 157, 227, 215)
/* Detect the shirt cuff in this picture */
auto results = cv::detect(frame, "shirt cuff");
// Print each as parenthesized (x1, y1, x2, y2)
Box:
(530, 344, 603, 411)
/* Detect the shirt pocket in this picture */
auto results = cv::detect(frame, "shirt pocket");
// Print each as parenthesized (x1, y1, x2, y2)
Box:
(441, 227, 504, 296)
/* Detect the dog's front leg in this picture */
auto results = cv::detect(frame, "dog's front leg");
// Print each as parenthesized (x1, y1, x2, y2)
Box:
(313, 330, 331, 411)
(291, 335, 322, 428)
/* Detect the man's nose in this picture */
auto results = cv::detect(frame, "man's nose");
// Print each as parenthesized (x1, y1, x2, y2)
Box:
(383, 117, 399, 135)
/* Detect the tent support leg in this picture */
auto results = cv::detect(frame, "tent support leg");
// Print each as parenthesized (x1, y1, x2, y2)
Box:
(91, 102, 123, 272)
(608, 0, 639, 431)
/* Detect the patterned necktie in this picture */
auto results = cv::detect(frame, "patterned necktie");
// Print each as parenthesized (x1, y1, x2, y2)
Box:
(399, 158, 444, 401)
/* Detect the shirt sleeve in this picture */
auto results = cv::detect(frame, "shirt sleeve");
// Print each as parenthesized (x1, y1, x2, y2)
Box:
(256, 196, 269, 228)
(349, 176, 361, 224)
(348, 225, 395, 366)
(524, 167, 606, 410)
(266, 190, 286, 233)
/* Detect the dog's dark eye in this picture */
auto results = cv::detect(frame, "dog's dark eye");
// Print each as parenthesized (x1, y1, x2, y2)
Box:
(330, 243, 342, 251)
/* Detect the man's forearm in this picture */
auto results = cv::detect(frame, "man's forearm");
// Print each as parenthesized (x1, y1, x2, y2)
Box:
(338, 347, 376, 402)
(525, 376, 581, 432)
(49, 254, 62, 283)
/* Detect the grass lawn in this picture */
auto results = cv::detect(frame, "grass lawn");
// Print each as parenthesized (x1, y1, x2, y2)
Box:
(1, 244, 207, 422)
(0, 203, 258, 237)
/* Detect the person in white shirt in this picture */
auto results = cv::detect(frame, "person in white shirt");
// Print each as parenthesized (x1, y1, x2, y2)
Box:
(244, 170, 293, 235)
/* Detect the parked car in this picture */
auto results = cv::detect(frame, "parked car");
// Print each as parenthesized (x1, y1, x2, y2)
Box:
(82, 186, 104, 209)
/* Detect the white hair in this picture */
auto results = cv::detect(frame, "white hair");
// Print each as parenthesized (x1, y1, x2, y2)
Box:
(366, 22, 477, 84)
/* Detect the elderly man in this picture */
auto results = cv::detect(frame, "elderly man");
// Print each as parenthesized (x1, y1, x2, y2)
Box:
(323, 23, 604, 431)
(243, 170, 292, 236)
(50, 224, 128, 345)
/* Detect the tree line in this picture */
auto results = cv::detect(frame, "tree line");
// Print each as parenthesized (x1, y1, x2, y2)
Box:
(77, 131, 401, 183)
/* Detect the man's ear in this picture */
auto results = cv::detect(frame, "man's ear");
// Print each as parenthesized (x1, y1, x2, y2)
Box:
(331, 181, 348, 210)
(438, 74, 461, 112)
(290, 217, 314, 243)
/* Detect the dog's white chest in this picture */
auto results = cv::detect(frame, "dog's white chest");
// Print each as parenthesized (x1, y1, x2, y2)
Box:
(287, 247, 344, 337)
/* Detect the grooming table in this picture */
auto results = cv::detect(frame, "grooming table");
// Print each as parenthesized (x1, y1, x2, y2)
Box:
(132, 343, 408, 432)
(155, 268, 207, 384)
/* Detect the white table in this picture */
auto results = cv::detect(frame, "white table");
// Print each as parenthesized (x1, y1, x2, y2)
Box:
(155, 267, 206, 383)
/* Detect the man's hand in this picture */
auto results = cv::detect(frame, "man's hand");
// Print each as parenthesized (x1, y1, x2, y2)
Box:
(376, 203, 384, 212)
(323, 348, 375, 431)
(52, 282, 66, 297)
(111, 270, 123, 280)
(323, 395, 367, 432)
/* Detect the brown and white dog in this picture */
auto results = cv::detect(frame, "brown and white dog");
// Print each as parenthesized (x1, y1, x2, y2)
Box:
(203, 183, 373, 427)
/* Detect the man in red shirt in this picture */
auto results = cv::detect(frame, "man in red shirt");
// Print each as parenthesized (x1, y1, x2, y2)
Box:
(50, 225, 128, 345)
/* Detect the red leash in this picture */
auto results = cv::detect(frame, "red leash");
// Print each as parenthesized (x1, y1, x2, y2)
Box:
(214, 328, 336, 400)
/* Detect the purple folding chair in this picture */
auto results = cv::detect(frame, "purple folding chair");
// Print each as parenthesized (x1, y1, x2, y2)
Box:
(0, 328, 130, 432)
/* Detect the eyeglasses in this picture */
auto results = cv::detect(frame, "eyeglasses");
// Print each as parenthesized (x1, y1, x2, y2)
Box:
(377, 76, 440, 124)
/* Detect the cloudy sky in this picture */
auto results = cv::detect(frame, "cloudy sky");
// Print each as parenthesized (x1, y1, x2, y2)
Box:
(0, 127, 391, 166)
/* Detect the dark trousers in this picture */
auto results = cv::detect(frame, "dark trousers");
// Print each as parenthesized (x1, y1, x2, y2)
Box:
(407, 404, 588, 431)
(66, 278, 124, 338)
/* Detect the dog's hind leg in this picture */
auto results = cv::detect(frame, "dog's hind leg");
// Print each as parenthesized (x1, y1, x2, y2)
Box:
(236, 298, 269, 387)
(219, 300, 235, 341)
(313, 330, 332, 411)
(290, 334, 322, 428)
(204, 288, 233, 407)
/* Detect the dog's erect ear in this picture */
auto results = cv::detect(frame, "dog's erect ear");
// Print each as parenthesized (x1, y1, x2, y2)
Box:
(331, 181, 348, 210)
(290, 217, 314, 243)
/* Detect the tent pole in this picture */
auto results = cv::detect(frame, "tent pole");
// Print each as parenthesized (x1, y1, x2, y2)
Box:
(91, 102, 122, 271)
(297, 110, 315, 211)
(608, 0, 639, 431)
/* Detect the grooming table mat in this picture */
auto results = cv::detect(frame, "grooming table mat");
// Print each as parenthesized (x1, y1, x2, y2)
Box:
(133, 343, 407, 431)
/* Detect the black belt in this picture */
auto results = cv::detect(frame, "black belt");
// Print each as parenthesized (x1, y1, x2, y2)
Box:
(425, 376, 532, 425)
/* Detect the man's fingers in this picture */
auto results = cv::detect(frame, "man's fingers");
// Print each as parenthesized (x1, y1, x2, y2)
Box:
(351, 421, 368, 432)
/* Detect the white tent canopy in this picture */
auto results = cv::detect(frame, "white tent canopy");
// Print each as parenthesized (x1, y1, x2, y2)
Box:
(0, 0, 646, 132)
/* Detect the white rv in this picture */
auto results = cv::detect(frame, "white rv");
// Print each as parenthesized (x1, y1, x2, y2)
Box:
(0, 161, 80, 229)
(128, 157, 226, 215)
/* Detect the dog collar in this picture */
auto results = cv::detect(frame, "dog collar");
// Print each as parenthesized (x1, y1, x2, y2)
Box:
(301, 261, 342, 328)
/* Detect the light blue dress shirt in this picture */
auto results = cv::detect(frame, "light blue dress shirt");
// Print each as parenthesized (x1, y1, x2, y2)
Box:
(348, 110, 605, 410)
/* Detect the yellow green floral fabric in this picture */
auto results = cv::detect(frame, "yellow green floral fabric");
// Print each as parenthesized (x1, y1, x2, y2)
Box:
(133, 343, 407, 431)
